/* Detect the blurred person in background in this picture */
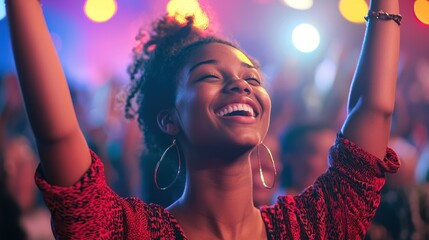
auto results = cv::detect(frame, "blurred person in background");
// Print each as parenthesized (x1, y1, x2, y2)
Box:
(365, 136, 428, 240)
(0, 73, 32, 145)
(0, 151, 26, 240)
(279, 122, 336, 196)
(1, 136, 54, 240)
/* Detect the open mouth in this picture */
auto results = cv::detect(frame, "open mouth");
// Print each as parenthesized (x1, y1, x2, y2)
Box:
(215, 103, 257, 117)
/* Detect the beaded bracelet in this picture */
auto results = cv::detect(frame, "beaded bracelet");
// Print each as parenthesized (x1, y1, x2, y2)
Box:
(364, 10, 402, 26)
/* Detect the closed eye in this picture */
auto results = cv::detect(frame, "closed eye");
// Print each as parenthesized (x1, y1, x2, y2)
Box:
(245, 76, 261, 86)
(198, 73, 221, 82)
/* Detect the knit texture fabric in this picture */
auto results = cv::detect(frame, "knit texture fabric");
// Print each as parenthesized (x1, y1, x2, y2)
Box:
(36, 134, 399, 239)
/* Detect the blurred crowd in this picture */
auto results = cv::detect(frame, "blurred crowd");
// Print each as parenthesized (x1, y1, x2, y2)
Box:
(1, 48, 429, 239)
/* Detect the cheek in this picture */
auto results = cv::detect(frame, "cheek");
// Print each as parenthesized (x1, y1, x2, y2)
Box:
(175, 86, 216, 130)
(257, 88, 272, 124)
(257, 87, 271, 108)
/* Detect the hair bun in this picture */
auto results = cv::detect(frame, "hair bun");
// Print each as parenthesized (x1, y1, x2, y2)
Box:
(144, 15, 202, 56)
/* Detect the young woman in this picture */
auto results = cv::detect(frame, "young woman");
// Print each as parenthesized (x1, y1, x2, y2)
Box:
(6, 0, 401, 239)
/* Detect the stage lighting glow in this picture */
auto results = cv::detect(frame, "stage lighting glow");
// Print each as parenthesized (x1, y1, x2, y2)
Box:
(283, 0, 313, 10)
(84, 0, 117, 23)
(0, 3, 6, 21)
(415, 0, 429, 25)
(292, 24, 320, 53)
(338, 0, 367, 24)
(314, 59, 336, 94)
(167, 0, 209, 30)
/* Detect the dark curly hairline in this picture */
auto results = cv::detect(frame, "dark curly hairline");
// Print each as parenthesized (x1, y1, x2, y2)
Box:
(127, 36, 260, 155)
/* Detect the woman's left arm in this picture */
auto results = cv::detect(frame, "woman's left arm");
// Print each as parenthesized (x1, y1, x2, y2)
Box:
(342, 0, 400, 159)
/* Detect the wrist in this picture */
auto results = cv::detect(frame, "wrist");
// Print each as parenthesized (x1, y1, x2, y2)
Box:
(370, 0, 400, 13)
(365, 10, 402, 26)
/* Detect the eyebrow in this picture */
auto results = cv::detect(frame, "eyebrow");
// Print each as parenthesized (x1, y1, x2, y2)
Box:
(189, 59, 217, 73)
(188, 59, 257, 73)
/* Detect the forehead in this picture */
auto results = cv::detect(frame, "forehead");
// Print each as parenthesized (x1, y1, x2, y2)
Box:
(185, 42, 255, 68)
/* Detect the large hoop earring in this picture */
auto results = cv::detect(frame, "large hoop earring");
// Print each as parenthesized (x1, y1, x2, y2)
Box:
(154, 138, 181, 190)
(257, 142, 277, 189)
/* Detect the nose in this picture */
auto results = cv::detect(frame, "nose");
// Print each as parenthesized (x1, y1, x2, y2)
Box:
(224, 78, 251, 95)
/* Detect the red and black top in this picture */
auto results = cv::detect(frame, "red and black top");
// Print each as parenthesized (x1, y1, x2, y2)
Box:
(36, 134, 400, 239)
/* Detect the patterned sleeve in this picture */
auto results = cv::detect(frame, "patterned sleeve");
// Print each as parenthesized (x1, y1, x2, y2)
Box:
(34, 150, 150, 239)
(261, 133, 400, 239)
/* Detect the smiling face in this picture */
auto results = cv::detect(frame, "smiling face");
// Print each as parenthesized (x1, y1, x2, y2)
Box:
(173, 42, 271, 157)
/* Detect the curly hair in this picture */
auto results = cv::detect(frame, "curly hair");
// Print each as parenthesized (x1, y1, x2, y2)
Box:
(125, 15, 256, 154)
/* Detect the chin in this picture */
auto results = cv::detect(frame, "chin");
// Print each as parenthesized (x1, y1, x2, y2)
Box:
(235, 133, 263, 146)
(237, 141, 259, 153)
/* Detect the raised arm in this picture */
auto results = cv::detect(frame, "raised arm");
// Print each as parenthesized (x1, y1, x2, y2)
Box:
(341, 0, 400, 159)
(6, 0, 91, 186)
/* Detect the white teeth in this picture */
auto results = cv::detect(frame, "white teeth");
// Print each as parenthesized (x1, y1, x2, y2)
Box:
(216, 103, 255, 117)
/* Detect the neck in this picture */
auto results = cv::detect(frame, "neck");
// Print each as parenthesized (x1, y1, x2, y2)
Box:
(168, 153, 266, 239)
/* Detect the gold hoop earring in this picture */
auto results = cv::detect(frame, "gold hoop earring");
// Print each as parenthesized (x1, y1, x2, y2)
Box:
(257, 142, 277, 189)
(154, 138, 181, 190)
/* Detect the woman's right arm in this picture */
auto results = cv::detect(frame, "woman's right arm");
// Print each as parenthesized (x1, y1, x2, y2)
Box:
(6, 0, 91, 186)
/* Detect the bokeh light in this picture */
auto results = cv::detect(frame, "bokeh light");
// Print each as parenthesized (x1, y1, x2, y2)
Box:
(282, 0, 313, 10)
(314, 59, 336, 94)
(167, 0, 209, 30)
(414, 0, 429, 25)
(84, 0, 117, 23)
(0, 2, 6, 21)
(292, 23, 320, 53)
(338, 0, 368, 24)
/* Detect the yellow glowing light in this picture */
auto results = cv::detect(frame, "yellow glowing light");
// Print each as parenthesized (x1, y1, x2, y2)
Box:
(232, 48, 254, 67)
(338, 0, 368, 24)
(84, 0, 117, 23)
(283, 0, 313, 10)
(167, 0, 209, 30)
(415, 0, 429, 25)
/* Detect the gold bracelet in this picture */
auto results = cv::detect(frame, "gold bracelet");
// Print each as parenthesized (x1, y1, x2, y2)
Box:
(364, 10, 402, 26)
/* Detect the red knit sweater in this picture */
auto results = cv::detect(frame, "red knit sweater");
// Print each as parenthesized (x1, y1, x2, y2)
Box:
(35, 135, 399, 239)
